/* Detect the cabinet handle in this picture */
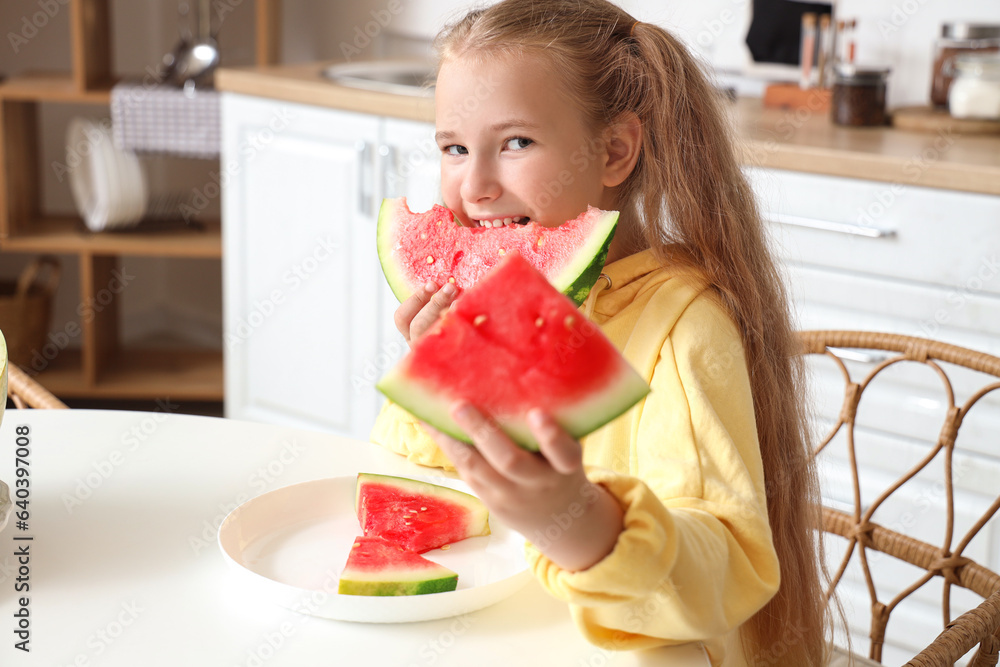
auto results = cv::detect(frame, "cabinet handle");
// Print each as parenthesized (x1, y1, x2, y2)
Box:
(767, 212, 897, 239)
(379, 145, 400, 198)
(357, 141, 373, 217)
(826, 346, 891, 364)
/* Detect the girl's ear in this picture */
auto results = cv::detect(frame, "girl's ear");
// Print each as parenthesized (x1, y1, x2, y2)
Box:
(601, 112, 642, 188)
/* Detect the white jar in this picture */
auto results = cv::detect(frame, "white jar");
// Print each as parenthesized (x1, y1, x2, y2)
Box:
(948, 53, 1000, 119)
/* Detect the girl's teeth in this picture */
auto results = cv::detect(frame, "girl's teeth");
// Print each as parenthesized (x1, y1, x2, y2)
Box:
(479, 220, 489, 227)
(503, 218, 512, 226)
(513, 216, 522, 223)
(491, 219, 503, 228)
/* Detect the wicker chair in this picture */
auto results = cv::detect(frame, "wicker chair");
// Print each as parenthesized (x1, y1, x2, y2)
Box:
(6, 362, 67, 409)
(797, 331, 1000, 666)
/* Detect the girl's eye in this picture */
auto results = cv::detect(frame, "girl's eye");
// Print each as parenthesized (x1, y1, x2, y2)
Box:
(443, 145, 468, 156)
(504, 137, 533, 151)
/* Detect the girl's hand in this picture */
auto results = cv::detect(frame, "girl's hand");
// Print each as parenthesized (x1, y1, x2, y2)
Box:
(428, 403, 624, 572)
(394, 281, 458, 346)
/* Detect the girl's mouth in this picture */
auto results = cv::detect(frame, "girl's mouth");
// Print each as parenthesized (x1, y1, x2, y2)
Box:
(473, 216, 531, 228)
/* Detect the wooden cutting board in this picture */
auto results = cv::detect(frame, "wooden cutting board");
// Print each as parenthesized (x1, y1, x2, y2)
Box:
(891, 105, 1000, 135)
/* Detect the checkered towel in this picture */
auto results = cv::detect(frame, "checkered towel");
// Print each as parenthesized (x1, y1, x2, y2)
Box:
(110, 80, 220, 158)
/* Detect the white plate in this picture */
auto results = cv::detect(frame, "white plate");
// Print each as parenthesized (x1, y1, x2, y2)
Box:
(217, 475, 531, 623)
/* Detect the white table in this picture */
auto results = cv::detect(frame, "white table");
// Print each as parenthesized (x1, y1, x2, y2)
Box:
(0, 410, 709, 667)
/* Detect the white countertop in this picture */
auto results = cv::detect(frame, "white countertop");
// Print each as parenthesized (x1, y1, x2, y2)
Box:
(0, 410, 709, 667)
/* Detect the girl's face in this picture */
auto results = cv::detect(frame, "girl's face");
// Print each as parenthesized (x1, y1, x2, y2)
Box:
(435, 53, 613, 229)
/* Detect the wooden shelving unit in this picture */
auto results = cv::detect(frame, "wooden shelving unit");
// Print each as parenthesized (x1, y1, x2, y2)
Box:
(0, 0, 281, 401)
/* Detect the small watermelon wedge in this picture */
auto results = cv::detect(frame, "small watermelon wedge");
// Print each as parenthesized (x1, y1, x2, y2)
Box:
(338, 536, 458, 596)
(377, 197, 618, 306)
(356, 473, 491, 553)
(377, 253, 650, 451)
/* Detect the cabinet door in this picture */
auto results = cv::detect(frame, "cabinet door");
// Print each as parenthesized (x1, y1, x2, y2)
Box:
(222, 94, 381, 438)
(364, 119, 442, 417)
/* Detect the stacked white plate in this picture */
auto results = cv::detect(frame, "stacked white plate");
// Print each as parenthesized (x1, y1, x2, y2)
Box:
(66, 118, 148, 232)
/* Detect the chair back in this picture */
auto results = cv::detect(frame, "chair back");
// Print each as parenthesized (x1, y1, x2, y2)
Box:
(7, 363, 68, 409)
(797, 330, 1000, 666)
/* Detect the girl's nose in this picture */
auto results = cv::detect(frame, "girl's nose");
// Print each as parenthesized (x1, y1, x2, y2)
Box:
(460, 156, 501, 203)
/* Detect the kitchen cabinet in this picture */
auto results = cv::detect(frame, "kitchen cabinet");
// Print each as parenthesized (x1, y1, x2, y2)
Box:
(747, 166, 1000, 663)
(0, 0, 283, 400)
(222, 94, 436, 438)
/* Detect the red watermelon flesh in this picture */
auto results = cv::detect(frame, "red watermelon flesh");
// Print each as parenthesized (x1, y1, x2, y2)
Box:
(377, 253, 650, 451)
(337, 536, 458, 596)
(377, 197, 618, 306)
(355, 473, 491, 553)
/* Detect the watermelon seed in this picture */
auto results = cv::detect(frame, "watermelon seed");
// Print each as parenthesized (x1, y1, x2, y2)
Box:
(565, 315, 576, 328)
(537, 237, 545, 247)
(473, 315, 487, 326)
(420, 507, 427, 511)
(448, 277, 455, 284)
(404, 521, 412, 526)
(535, 317, 545, 327)
(498, 248, 506, 256)
(420, 233, 427, 239)
(426, 255, 435, 264)
(441, 545, 451, 550)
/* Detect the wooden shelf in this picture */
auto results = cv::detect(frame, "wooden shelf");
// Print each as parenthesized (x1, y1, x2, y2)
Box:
(0, 72, 113, 104)
(32, 346, 223, 400)
(0, 217, 222, 258)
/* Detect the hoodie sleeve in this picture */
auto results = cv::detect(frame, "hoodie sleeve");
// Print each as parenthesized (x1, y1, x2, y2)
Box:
(526, 295, 780, 650)
(369, 401, 455, 471)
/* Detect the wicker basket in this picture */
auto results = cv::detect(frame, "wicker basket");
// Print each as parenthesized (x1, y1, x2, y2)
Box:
(0, 256, 60, 369)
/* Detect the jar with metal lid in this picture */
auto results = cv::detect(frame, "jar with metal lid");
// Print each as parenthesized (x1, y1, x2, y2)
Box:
(831, 64, 891, 127)
(948, 53, 1000, 120)
(930, 23, 1000, 107)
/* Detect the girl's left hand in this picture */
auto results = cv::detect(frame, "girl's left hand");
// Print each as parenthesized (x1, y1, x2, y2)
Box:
(427, 402, 624, 572)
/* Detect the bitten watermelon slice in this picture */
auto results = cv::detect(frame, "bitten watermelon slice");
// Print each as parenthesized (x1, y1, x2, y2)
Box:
(377, 197, 618, 305)
(337, 536, 458, 596)
(355, 473, 491, 553)
(377, 253, 650, 451)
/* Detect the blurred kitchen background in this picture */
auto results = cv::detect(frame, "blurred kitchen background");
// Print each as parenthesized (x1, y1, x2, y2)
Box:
(0, 0, 999, 416)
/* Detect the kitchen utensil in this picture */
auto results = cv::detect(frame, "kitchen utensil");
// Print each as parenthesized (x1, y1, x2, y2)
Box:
(163, 0, 220, 89)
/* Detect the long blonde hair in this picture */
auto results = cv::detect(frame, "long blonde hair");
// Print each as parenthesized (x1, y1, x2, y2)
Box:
(436, 2, 828, 664)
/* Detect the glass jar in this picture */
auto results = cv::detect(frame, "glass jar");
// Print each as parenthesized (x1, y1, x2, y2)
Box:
(831, 64, 891, 127)
(948, 53, 1000, 120)
(930, 23, 1000, 107)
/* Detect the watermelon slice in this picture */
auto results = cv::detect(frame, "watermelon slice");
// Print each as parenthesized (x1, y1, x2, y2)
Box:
(377, 253, 650, 451)
(355, 473, 491, 553)
(377, 197, 618, 306)
(337, 536, 458, 596)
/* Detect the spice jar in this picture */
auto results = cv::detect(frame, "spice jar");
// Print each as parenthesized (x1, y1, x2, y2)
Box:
(930, 23, 1000, 107)
(948, 53, 1000, 120)
(831, 64, 890, 127)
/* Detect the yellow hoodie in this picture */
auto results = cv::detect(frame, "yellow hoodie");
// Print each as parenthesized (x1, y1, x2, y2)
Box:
(370, 249, 780, 666)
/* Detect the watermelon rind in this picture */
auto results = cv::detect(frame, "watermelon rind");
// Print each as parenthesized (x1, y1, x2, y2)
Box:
(377, 360, 650, 452)
(376, 198, 618, 306)
(338, 537, 458, 596)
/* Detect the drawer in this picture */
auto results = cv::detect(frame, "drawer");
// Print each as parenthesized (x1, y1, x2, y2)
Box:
(746, 167, 1000, 297)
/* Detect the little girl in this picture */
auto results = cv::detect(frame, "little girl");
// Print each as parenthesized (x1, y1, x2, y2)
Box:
(371, 1, 828, 664)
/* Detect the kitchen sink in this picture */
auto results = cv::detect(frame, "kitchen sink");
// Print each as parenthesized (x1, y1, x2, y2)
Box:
(321, 59, 436, 96)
